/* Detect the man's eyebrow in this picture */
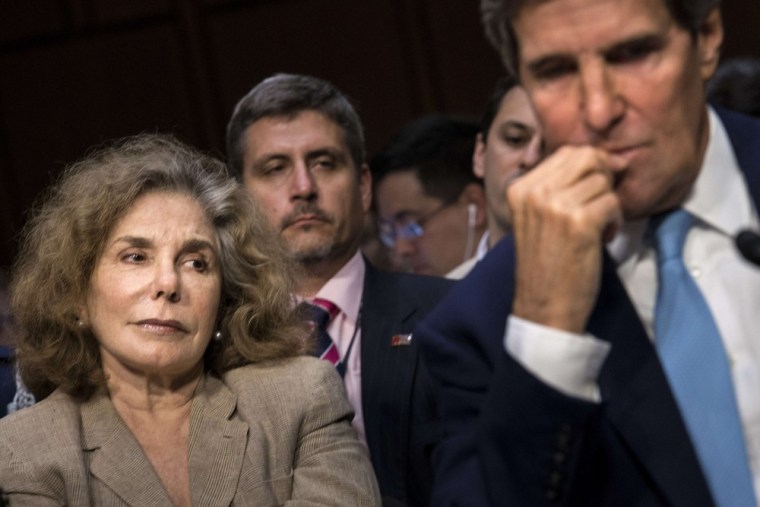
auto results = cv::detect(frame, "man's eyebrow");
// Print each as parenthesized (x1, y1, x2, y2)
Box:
(306, 147, 345, 162)
(249, 153, 289, 170)
(498, 120, 533, 131)
(603, 33, 667, 57)
(524, 31, 667, 74)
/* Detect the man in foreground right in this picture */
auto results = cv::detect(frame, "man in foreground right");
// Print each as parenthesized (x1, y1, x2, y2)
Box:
(418, 0, 760, 505)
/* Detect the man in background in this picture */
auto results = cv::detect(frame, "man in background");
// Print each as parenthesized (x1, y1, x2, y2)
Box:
(227, 73, 451, 506)
(372, 115, 487, 278)
(452, 76, 543, 277)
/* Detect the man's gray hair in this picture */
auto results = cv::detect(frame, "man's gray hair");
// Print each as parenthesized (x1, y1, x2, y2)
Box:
(480, 0, 722, 76)
(226, 73, 366, 178)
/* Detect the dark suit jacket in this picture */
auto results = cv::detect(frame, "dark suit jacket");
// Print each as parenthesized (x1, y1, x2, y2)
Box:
(360, 261, 453, 506)
(0, 357, 380, 506)
(417, 107, 760, 506)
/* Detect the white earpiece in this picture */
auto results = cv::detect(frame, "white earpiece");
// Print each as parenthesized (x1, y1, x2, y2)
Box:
(464, 204, 477, 261)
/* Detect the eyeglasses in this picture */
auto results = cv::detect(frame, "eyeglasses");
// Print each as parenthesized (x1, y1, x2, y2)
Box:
(378, 198, 457, 248)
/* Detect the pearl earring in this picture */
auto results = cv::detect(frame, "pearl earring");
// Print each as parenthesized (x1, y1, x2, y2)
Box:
(214, 330, 223, 342)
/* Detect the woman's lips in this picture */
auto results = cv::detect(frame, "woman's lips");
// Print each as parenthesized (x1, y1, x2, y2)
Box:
(135, 319, 188, 334)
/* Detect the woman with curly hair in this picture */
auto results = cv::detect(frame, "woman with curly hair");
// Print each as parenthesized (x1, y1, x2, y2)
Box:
(0, 134, 379, 506)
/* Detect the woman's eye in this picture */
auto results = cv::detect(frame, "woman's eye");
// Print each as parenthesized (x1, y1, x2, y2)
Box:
(123, 252, 145, 263)
(186, 258, 208, 271)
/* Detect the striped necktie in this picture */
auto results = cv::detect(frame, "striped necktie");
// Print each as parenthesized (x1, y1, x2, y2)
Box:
(307, 298, 345, 378)
(652, 209, 755, 507)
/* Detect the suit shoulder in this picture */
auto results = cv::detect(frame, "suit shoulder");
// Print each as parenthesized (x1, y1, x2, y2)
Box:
(223, 357, 345, 407)
(0, 390, 86, 501)
(365, 265, 453, 299)
(0, 389, 81, 454)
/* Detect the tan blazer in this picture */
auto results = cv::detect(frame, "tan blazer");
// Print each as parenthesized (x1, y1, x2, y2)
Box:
(0, 356, 380, 506)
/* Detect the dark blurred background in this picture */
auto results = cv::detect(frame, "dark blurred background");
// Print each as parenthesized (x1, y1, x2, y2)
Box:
(1, 0, 758, 269)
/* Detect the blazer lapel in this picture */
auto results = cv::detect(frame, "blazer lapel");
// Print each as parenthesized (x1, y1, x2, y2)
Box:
(716, 106, 760, 207)
(588, 253, 713, 505)
(360, 264, 419, 492)
(188, 374, 249, 506)
(81, 393, 172, 506)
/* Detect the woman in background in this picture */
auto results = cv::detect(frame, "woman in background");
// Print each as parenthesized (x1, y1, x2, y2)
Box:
(0, 134, 379, 506)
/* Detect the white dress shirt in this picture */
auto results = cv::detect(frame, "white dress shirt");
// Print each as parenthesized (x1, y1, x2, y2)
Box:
(505, 108, 760, 498)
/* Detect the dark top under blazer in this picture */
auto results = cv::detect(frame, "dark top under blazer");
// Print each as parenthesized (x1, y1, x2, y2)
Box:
(360, 261, 453, 506)
(416, 107, 760, 507)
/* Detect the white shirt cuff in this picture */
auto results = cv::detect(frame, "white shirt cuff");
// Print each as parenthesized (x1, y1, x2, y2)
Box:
(504, 315, 611, 402)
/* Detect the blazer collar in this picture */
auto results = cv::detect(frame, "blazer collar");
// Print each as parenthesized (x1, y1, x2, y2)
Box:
(80, 374, 247, 506)
(81, 391, 173, 505)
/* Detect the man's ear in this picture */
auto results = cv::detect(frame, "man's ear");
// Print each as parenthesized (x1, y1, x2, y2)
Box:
(359, 163, 372, 212)
(472, 133, 486, 179)
(697, 7, 724, 82)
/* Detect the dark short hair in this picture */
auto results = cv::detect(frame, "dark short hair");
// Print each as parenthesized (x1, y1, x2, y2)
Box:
(371, 114, 481, 203)
(226, 73, 365, 178)
(12, 134, 308, 400)
(479, 75, 520, 141)
(708, 57, 760, 118)
(480, 0, 721, 75)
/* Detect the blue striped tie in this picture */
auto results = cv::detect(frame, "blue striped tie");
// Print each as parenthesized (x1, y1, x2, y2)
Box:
(652, 209, 755, 507)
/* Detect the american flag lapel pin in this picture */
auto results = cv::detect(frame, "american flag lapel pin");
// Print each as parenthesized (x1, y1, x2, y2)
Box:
(391, 333, 413, 346)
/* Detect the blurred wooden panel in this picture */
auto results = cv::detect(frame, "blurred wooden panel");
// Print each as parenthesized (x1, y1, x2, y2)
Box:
(207, 0, 419, 155)
(0, 0, 758, 270)
(0, 0, 67, 45)
(0, 24, 200, 266)
(89, 0, 173, 25)
(421, 0, 503, 117)
(721, 0, 760, 59)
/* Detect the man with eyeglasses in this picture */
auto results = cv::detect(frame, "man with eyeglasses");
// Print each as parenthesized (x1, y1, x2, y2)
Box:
(372, 115, 488, 278)
(226, 73, 453, 507)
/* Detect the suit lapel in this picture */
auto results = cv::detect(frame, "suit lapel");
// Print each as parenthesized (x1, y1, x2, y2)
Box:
(716, 106, 760, 207)
(81, 392, 172, 505)
(188, 374, 249, 506)
(360, 263, 419, 492)
(588, 253, 713, 505)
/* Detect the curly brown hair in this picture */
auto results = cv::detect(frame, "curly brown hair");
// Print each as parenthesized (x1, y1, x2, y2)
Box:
(11, 134, 309, 400)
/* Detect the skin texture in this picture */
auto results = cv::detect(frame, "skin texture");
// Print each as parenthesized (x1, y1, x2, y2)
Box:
(241, 110, 371, 296)
(84, 191, 221, 384)
(507, 0, 723, 332)
(473, 86, 543, 246)
(375, 171, 486, 276)
(82, 191, 222, 507)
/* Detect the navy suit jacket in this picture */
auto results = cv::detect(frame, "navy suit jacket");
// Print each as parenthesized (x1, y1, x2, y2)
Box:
(360, 261, 453, 506)
(417, 108, 760, 506)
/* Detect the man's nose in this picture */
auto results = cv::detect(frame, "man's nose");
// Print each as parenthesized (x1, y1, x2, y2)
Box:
(519, 135, 543, 171)
(580, 61, 625, 135)
(290, 163, 317, 200)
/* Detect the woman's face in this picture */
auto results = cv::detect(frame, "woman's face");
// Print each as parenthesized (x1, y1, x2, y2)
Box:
(82, 191, 222, 381)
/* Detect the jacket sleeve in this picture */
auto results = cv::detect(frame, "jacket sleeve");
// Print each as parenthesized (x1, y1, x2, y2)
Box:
(417, 239, 602, 506)
(289, 359, 381, 506)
